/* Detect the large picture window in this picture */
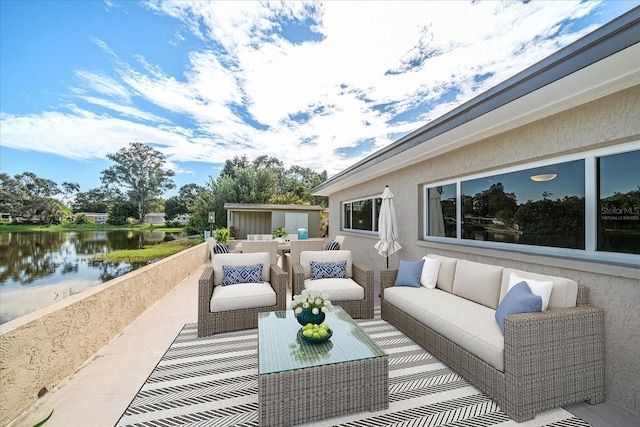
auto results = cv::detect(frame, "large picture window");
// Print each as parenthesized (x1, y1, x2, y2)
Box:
(342, 197, 382, 233)
(423, 145, 639, 259)
(461, 160, 585, 249)
(598, 150, 640, 254)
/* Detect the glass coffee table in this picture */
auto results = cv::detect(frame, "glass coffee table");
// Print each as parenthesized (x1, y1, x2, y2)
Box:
(258, 306, 388, 426)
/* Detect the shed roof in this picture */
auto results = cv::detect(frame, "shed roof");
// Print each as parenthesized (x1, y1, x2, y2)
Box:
(312, 7, 640, 196)
(224, 203, 325, 212)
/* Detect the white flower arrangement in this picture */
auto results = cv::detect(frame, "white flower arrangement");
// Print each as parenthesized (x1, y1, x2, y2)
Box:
(292, 289, 333, 315)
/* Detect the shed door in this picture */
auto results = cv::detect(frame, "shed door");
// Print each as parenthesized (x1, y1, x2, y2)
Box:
(285, 213, 308, 235)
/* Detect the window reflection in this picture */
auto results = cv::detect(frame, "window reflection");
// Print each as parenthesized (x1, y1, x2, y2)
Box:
(461, 160, 585, 249)
(598, 150, 640, 254)
(427, 184, 457, 237)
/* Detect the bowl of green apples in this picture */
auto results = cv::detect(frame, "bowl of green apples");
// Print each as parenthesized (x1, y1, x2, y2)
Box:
(298, 322, 332, 343)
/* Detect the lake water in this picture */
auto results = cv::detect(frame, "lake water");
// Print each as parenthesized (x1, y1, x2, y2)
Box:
(0, 230, 184, 324)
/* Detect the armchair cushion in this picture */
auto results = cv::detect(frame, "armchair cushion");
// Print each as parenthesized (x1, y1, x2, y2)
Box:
(300, 250, 352, 279)
(311, 260, 348, 280)
(210, 282, 276, 312)
(222, 263, 263, 286)
(213, 252, 270, 286)
(305, 278, 364, 301)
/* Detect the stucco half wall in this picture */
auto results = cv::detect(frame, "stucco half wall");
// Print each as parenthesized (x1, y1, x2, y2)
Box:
(0, 242, 208, 426)
(326, 86, 640, 413)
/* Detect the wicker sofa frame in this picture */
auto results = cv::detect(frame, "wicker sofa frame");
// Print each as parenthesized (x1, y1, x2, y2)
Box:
(198, 263, 287, 337)
(293, 260, 374, 319)
(380, 269, 605, 422)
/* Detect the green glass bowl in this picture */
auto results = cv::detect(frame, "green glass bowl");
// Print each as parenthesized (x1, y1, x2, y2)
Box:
(298, 328, 333, 343)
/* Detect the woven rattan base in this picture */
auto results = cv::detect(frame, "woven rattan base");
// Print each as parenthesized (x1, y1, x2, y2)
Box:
(258, 356, 388, 426)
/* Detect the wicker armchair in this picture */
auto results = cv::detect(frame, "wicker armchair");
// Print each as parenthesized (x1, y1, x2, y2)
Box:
(198, 252, 287, 337)
(293, 250, 374, 319)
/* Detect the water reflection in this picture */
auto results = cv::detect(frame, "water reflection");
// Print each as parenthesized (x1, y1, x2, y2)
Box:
(0, 230, 183, 324)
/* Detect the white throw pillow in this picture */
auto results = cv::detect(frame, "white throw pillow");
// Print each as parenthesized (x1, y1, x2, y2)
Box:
(508, 272, 553, 311)
(420, 256, 441, 289)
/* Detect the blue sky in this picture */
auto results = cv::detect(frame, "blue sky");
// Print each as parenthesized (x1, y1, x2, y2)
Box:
(1, 0, 638, 197)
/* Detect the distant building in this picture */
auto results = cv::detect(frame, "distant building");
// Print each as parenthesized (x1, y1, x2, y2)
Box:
(79, 213, 108, 224)
(144, 213, 166, 224)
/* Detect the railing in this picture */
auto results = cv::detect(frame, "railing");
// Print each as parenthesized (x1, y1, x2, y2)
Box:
(0, 242, 208, 426)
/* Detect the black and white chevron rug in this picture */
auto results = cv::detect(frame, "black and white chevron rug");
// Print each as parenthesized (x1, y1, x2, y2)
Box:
(117, 311, 590, 427)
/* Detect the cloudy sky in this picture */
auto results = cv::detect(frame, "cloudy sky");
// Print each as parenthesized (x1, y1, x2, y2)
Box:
(1, 0, 637, 196)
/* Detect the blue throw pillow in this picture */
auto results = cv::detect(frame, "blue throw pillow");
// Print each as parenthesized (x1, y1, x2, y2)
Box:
(495, 281, 542, 334)
(310, 260, 348, 280)
(326, 240, 340, 250)
(222, 263, 263, 286)
(394, 259, 425, 288)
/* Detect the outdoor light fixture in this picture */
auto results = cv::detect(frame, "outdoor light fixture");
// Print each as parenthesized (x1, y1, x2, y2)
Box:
(530, 174, 557, 182)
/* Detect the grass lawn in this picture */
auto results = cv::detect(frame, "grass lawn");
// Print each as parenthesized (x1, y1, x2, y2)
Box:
(92, 239, 200, 263)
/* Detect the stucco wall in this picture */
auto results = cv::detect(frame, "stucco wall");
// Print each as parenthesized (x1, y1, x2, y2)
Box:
(0, 242, 208, 426)
(328, 86, 640, 413)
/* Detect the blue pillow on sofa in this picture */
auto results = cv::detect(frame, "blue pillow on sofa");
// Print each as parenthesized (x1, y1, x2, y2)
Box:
(495, 281, 542, 334)
(310, 260, 348, 279)
(222, 263, 263, 286)
(394, 259, 425, 288)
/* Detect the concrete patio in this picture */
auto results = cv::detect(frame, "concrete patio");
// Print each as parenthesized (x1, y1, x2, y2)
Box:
(9, 261, 640, 427)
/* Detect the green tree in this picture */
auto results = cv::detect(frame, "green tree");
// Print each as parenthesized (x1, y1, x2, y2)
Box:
(72, 188, 115, 213)
(164, 184, 204, 221)
(100, 143, 175, 223)
(107, 200, 138, 225)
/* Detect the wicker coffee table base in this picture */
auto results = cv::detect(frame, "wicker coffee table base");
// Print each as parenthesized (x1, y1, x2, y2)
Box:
(258, 355, 388, 426)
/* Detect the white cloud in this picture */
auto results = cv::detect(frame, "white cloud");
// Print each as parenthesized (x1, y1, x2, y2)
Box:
(0, 0, 620, 180)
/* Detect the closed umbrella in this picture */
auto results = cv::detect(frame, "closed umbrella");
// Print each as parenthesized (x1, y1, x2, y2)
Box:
(374, 185, 402, 269)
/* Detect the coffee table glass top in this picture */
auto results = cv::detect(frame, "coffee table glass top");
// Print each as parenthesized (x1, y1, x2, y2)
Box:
(258, 306, 386, 375)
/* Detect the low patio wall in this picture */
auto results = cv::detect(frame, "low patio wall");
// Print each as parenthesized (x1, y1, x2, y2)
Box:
(0, 242, 208, 426)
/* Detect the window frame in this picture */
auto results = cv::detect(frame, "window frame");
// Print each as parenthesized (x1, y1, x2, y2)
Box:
(342, 195, 382, 235)
(422, 141, 639, 266)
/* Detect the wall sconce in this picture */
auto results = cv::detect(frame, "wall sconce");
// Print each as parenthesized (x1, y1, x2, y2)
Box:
(530, 174, 557, 182)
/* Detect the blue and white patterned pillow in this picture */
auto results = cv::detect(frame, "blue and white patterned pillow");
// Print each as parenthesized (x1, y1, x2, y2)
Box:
(222, 263, 263, 286)
(325, 240, 340, 250)
(214, 243, 229, 254)
(310, 260, 348, 280)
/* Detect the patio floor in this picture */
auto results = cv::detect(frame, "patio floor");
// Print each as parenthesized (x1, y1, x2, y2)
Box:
(10, 262, 640, 427)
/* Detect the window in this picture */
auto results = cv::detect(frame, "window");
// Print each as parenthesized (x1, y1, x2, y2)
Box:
(423, 145, 639, 260)
(461, 159, 585, 249)
(342, 196, 382, 233)
(598, 150, 640, 254)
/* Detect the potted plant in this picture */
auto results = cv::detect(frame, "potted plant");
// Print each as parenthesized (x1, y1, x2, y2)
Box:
(272, 226, 288, 243)
(213, 227, 229, 246)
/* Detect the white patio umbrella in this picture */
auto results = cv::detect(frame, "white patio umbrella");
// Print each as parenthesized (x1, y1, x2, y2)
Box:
(374, 185, 402, 268)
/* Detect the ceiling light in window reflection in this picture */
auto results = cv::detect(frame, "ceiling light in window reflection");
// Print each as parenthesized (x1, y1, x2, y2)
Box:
(530, 174, 557, 182)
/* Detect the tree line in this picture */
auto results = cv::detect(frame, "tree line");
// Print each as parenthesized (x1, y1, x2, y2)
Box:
(1, 143, 328, 235)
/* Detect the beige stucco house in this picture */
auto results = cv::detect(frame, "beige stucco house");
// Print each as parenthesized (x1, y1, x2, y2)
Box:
(314, 9, 640, 414)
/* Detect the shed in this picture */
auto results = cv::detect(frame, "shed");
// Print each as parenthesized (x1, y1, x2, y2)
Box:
(224, 203, 325, 240)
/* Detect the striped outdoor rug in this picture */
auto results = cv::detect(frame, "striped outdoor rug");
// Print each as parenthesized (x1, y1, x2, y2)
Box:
(117, 310, 590, 427)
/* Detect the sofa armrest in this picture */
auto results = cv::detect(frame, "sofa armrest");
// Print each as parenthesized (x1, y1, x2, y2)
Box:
(270, 264, 288, 309)
(380, 269, 398, 302)
(503, 305, 605, 408)
(292, 263, 305, 297)
(352, 261, 374, 302)
(197, 267, 214, 335)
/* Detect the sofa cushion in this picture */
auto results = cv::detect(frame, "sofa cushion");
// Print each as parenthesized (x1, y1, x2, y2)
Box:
(213, 252, 271, 286)
(210, 282, 276, 312)
(311, 260, 348, 280)
(304, 277, 364, 301)
(508, 272, 553, 311)
(420, 256, 441, 289)
(300, 250, 353, 279)
(495, 281, 542, 334)
(452, 260, 504, 309)
(395, 259, 424, 288)
(500, 268, 578, 309)
(222, 263, 263, 286)
(426, 254, 457, 293)
(385, 286, 505, 371)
